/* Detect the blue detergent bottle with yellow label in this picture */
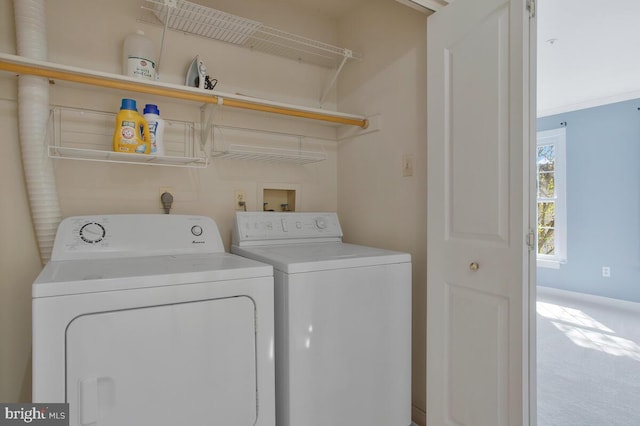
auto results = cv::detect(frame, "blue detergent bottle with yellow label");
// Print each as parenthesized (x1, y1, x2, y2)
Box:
(113, 98, 151, 154)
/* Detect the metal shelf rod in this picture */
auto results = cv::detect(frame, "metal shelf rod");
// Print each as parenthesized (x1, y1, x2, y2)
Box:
(0, 53, 368, 128)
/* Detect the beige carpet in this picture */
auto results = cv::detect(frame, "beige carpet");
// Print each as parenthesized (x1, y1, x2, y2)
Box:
(537, 286, 640, 425)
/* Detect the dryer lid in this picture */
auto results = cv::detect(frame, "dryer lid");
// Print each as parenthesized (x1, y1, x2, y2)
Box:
(33, 253, 272, 297)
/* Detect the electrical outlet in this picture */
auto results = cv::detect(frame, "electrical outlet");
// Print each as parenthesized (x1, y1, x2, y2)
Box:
(234, 190, 247, 210)
(402, 154, 414, 177)
(602, 266, 611, 278)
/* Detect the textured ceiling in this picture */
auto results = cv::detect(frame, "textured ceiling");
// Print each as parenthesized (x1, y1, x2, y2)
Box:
(537, 0, 640, 116)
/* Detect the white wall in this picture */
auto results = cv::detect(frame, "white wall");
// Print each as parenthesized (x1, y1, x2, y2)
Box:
(0, 0, 41, 403)
(337, 2, 428, 423)
(43, 0, 345, 247)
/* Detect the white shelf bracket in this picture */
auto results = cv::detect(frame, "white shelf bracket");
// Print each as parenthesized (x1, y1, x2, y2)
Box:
(155, 0, 177, 80)
(200, 98, 221, 152)
(319, 49, 352, 107)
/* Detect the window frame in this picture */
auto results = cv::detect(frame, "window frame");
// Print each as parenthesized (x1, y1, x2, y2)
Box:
(536, 127, 567, 269)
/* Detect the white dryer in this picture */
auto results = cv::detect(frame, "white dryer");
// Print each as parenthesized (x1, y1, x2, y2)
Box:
(232, 212, 411, 426)
(33, 214, 275, 426)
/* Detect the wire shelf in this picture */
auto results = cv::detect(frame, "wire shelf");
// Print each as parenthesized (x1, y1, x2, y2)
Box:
(211, 144, 327, 164)
(47, 106, 208, 168)
(49, 146, 208, 168)
(210, 125, 328, 164)
(144, 0, 262, 45)
(141, 0, 361, 68)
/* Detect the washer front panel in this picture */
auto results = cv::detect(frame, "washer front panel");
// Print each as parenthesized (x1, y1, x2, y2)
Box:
(275, 264, 412, 426)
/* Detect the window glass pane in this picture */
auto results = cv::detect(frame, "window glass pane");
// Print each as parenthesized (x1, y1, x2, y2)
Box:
(536, 129, 565, 262)
(537, 202, 555, 227)
(538, 228, 555, 255)
(537, 145, 555, 171)
(538, 172, 555, 198)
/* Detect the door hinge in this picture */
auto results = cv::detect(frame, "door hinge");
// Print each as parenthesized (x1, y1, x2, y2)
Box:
(527, 0, 536, 18)
(526, 230, 536, 251)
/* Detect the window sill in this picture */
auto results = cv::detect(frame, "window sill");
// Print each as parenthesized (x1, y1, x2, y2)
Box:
(537, 259, 563, 269)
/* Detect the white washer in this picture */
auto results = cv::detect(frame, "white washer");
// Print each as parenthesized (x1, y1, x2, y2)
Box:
(33, 214, 275, 426)
(232, 212, 411, 426)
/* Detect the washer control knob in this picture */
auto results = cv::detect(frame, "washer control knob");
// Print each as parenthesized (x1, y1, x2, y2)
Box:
(191, 225, 203, 237)
(315, 217, 328, 230)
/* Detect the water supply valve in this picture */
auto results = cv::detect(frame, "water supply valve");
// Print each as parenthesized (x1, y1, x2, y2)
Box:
(160, 191, 173, 214)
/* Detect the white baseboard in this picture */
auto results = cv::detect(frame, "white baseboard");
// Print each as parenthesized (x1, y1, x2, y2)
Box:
(537, 285, 640, 313)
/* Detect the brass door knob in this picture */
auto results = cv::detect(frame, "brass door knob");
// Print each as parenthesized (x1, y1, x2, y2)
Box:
(469, 262, 480, 271)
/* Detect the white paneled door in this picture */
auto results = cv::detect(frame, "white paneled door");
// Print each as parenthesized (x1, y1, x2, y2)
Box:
(427, 0, 535, 425)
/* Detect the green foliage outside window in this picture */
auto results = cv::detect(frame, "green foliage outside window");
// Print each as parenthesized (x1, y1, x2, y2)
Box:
(537, 145, 555, 255)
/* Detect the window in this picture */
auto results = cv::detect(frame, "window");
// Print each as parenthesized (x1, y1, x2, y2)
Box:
(536, 127, 567, 268)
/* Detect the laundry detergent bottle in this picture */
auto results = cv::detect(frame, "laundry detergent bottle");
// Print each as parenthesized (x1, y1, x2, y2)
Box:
(143, 104, 165, 155)
(113, 98, 151, 154)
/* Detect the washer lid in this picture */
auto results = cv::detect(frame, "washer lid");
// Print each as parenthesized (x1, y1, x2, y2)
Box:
(33, 253, 272, 298)
(232, 242, 410, 273)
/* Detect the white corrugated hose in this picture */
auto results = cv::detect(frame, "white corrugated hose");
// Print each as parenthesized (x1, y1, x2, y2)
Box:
(14, 0, 61, 264)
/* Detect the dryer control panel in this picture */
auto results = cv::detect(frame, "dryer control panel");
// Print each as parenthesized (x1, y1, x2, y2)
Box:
(233, 212, 343, 246)
(51, 214, 225, 261)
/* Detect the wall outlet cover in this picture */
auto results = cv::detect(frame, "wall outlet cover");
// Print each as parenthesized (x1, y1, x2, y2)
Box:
(234, 190, 247, 210)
